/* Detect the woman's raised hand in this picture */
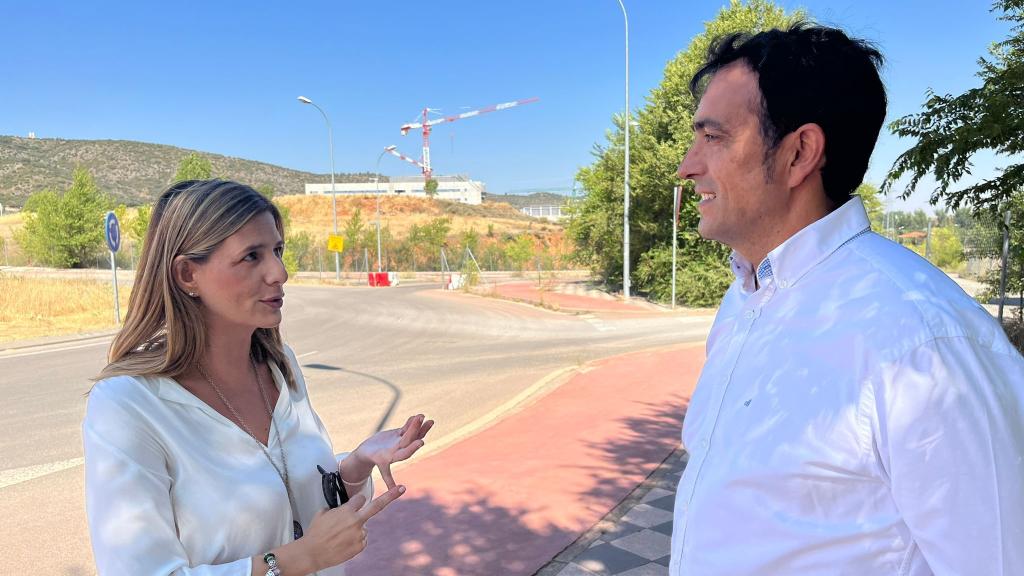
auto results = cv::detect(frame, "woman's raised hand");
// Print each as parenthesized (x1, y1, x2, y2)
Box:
(352, 414, 434, 489)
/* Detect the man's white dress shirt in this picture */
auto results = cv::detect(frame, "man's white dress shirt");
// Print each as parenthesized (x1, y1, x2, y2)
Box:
(670, 197, 1024, 575)
(84, 346, 372, 575)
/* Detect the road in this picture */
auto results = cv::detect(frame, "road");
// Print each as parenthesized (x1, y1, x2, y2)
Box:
(0, 282, 712, 574)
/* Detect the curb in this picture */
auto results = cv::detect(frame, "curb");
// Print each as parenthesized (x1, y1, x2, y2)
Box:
(0, 330, 118, 354)
(402, 364, 580, 465)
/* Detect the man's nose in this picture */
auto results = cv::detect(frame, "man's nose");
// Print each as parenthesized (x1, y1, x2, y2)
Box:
(678, 146, 700, 181)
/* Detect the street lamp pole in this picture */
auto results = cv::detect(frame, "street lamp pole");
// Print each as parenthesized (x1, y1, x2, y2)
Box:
(616, 0, 631, 299)
(374, 146, 397, 272)
(298, 96, 341, 281)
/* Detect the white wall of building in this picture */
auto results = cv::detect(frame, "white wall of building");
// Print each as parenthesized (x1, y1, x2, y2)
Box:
(305, 176, 484, 205)
(519, 205, 566, 221)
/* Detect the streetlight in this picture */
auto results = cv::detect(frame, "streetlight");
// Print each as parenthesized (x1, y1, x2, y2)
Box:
(616, 0, 631, 299)
(297, 95, 340, 281)
(374, 145, 397, 272)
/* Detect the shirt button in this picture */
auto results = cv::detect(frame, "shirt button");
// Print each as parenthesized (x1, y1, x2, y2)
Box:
(744, 310, 754, 319)
(701, 438, 709, 448)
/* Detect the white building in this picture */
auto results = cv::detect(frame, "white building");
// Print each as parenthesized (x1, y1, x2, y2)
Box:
(305, 175, 484, 205)
(519, 205, 566, 221)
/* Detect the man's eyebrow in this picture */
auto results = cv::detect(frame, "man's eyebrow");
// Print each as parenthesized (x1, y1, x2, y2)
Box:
(693, 118, 728, 132)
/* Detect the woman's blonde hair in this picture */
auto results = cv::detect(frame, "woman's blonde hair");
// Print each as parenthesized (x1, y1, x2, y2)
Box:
(98, 179, 296, 389)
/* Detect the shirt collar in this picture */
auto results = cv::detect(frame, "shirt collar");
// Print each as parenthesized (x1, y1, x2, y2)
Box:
(730, 196, 871, 292)
(157, 361, 289, 410)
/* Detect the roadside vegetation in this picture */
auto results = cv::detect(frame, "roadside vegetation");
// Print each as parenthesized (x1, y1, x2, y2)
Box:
(881, 0, 1023, 352)
(566, 0, 1021, 351)
(1, 154, 575, 342)
(567, 0, 802, 307)
(0, 274, 130, 343)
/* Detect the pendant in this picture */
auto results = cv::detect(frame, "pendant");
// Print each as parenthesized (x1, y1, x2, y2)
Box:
(293, 521, 304, 540)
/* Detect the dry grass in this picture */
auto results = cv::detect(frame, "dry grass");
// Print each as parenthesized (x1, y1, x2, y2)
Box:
(0, 275, 131, 343)
(0, 196, 570, 342)
(0, 213, 24, 263)
(275, 195, 560, 240)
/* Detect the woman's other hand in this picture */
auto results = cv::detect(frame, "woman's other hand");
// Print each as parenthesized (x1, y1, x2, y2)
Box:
(352, 414, 434, 489)
(298, 484, 405, 572)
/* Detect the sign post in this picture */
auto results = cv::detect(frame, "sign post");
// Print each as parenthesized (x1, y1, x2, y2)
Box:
(105, 211, 121, 323)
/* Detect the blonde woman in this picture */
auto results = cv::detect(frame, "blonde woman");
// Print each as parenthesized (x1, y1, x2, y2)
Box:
(85, 179, 432, 576)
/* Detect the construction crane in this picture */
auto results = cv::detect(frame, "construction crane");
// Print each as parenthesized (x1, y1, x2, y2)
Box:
(382, 145, 426, 171)
(399, 97, 539, 182)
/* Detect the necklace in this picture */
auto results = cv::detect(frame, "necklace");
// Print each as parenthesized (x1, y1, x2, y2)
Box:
(198, 359, 304, 541)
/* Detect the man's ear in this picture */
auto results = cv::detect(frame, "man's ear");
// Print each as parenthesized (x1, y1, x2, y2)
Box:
(172, 255, 200, 295)
(784, 122, 826, 190)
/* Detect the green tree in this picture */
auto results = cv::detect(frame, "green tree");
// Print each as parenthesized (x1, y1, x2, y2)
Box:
(424, 178, 439, 198)
(928, 227, 966, 270)
(173, 152, 213, 182)
(504, 233, 534, 272)
(256, 184, 275, 199)
(343, 208, 366, 268)
(856, 183, 885, 232)
(15, 167, 113, 267)
(889, 209, 931, 236)
(423, 216, 452, 248)
(884, 0, 1023, 211)
(129, 205, 152, 251)
(273, 200, 292, 233)
(568, 0, 801, 305)
(282, 249, 299, 277)
(459, 227, 480, 255)
(285, 231, 314, 272)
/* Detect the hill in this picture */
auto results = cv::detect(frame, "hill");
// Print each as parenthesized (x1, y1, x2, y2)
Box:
(0, 194, 566, 266)
(276, 194, 546, 238)
(0, 135, 377, 207)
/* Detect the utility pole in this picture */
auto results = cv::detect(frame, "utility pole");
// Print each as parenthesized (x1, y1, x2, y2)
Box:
(998, 209, 1012, 323)
(672, 186, 680, 309)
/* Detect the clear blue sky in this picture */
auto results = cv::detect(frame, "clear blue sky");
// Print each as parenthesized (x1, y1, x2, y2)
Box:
(0, 1, 1014, 212)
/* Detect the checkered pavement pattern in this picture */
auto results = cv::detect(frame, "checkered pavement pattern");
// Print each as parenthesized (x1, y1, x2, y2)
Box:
(535, 449, 688, 576)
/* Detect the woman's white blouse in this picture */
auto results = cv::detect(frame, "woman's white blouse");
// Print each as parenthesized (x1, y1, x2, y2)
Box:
(83, 347, 372, 575)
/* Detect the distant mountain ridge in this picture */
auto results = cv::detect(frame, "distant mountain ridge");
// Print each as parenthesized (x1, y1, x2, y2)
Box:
(484, 191, 570, 208)
(0, 135, 377, 207)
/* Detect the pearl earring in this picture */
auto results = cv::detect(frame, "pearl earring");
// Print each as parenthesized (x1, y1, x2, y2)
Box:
(188, 292, 197, 297)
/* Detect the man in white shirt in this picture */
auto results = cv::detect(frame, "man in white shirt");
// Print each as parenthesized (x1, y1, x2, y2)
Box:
(670, 23, 1024, 576)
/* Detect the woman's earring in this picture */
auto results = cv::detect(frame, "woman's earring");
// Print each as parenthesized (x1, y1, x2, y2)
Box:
(188, 291, 197, 298)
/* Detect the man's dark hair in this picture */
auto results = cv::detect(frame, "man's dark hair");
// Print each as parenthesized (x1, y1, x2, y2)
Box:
(690, 23, 887, 207)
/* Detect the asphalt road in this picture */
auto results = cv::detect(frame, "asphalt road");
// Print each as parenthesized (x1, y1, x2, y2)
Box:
(0, 282, 712, 574)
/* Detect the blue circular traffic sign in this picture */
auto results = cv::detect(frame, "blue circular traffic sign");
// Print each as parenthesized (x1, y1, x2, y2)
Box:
(105, 212, 121, 253)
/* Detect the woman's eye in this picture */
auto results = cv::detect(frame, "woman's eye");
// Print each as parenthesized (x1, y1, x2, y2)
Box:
(274, 247, 284, 258)
(243, 252, 259, 262)
(703, 133, 718, 143)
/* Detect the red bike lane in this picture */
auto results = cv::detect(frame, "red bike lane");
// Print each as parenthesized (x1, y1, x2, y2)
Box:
(348, 343, 705, 576)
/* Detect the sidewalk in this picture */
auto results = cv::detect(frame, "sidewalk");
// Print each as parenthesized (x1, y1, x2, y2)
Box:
(534, 449, 688, 576)
(347, 343, 703, 576)
(484, 280, 667, 314)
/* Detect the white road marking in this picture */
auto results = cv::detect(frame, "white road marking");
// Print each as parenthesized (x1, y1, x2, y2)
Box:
(0, 458, 84, 490)
(0, 340, 111, 360)
(296, 350, 318, 359)
(582, 314, 615, 332)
